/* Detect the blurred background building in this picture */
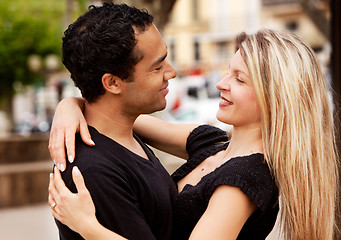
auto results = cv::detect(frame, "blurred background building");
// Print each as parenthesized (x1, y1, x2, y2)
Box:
(0, 0, 339, 239)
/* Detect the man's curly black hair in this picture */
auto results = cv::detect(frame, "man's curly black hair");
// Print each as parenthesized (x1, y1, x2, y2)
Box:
(62, 3, 153, 102)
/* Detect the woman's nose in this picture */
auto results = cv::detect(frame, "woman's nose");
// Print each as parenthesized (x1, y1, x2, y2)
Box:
(216, 75, 230, 91)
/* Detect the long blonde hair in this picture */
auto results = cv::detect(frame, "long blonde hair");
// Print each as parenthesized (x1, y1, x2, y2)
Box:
(236, 29, 338, 239)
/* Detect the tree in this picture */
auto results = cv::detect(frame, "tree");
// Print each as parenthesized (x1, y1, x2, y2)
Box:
(0, 0, 65, 113)
(112, 0, 177, 31)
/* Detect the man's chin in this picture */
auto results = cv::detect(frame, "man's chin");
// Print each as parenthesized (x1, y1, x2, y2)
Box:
(144, 102, 167, 114)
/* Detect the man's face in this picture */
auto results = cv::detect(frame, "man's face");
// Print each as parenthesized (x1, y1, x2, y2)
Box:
(121, 24, 177, 116)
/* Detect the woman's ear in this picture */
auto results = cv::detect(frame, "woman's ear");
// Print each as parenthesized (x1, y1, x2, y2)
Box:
(101, 73, 123, 95)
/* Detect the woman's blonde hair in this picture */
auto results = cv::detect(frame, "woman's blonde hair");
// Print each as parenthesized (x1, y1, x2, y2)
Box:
(236, 29, 339, 239)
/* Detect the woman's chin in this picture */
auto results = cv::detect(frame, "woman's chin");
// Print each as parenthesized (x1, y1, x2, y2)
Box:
(216, 112, 229, 125)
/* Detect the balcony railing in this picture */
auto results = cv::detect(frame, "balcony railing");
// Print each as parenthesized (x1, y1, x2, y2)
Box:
(263, 0, 299, 6)
(263, 0, 326, 7)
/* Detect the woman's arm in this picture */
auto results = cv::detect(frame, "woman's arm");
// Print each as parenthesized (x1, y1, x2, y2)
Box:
(49, 167, 126, 240)
(49, 167, 256, 240)
(82, 226, 127, 240)
(49, 98, 197, 167)
(134, 115, 198, 159)
(50, 95, 202, 167)
(49, 97, 94, 171)
(189, 185, 257, 240)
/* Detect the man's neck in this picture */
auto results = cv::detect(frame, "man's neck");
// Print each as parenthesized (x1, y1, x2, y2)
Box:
(84, 100, 146, 157)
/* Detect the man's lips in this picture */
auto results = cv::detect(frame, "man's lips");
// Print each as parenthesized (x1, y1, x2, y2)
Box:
(159, 84, 168, 91)
(159, 84, 169, 95)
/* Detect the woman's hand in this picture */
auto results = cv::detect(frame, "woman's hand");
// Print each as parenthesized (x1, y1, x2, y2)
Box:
(48, 167, 127, 240)
(49, 166, 98, 234)
(49, 97, 94, 171)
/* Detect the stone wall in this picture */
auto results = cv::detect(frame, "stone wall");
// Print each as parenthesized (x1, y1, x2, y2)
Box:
(0, 134, 53, 208)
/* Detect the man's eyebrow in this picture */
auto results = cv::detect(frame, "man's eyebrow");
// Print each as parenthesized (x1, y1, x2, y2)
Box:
(151, 52, 167, 68)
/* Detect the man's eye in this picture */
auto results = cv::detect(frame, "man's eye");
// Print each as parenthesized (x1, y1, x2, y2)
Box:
(155, 65, 163, 71)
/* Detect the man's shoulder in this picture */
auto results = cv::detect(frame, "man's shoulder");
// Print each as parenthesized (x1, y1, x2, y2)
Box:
(74, 127, 127, 162)
(71, 127, 153, 180)
(73, 140, 130, 172)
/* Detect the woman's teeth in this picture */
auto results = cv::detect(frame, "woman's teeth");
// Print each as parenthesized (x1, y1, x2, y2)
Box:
(222, 99, 233, 105)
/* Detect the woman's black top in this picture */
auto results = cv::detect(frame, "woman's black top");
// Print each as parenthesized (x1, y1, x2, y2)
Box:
(171, 125, 279, 240)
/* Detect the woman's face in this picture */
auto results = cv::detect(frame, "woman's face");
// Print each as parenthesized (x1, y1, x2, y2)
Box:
(216, 50, 261, 129)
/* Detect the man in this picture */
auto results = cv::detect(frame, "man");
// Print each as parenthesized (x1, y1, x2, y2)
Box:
(53, 3, 177, 240)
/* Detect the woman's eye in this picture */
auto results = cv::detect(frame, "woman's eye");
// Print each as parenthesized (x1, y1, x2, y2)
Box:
(236, 77, 244, 83)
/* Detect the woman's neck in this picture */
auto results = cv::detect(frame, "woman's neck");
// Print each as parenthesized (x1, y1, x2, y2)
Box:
(225, 125, 263, 158)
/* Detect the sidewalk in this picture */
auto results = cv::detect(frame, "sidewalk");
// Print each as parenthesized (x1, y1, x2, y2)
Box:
(0, 203, 58, 240)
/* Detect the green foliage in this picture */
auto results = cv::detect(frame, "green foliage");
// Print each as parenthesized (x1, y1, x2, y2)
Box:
(76, 0, 88, 12)
(0, 0, 65, 107)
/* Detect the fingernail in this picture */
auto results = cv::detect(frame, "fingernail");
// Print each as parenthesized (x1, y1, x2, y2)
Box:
(88, 139, 95, 145)
(59, 164, 65, 172)
(73, 166, 80, 176)
(68, 155, 74, 163)
(50, 173, 53, 178)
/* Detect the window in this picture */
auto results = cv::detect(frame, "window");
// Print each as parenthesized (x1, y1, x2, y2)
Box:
(193, 0, 199, 21)
(170, 39, 175, 63)
(194, 39, 200, 62)
(286, 21, 298, 31)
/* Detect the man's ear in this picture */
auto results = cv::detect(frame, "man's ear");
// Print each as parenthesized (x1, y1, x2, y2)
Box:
(102, 73, 124, 94)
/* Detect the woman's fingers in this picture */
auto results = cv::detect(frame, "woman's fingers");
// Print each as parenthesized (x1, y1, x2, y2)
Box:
(48, 165, 97, 234)
(65, 130, 76, 164)
(72, 166, 94, 208)
(64, 117, 94, 164)
(49, 97, 87, 171)
(48, 173, 58, 208)
(79, 118, 95, 147)
(53, 167, 70, 196)
(72, 166, 87, 193)
(49, 172, 61, 204)
(48, 169, 71, 224)
(50, 117, 94, 171)
(49, 122, 67, 172)
(48, 129, 56, 160)
(48, 172, 64, 223)
(55, 130, 67, 172)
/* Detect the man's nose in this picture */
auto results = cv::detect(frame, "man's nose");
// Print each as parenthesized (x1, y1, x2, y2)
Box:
(164, 61, 177, 80)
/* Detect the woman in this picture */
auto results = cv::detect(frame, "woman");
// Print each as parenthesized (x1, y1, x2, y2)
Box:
(49, 29, 338, 239)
